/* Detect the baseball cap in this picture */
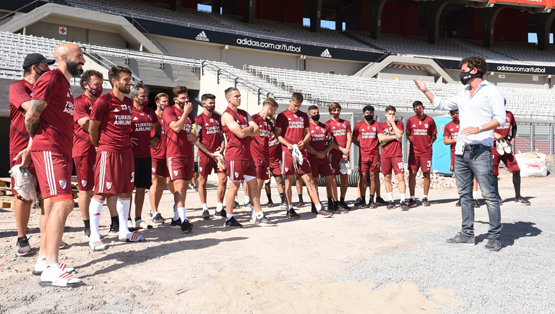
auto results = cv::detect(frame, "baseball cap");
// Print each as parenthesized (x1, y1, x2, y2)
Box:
(22, 53, 55, 69)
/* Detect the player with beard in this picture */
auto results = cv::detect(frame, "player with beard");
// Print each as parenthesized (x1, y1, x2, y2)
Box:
(249, 97, 279, 219)
(195, 93, 227, 220)
(268, 117, 287, 207)
(275, 92, 333, 218)
(88, 66, 145, 251)
(221, 87, 276, 227)
(377, 106, 408, 211)
(492, 100, 530, 206)
(164, 86, 216, 233)
(305, 106, 342, 214)
(444, 110, 481, 208)
(128, 82, 161, 229)
(17, 44, 85, 287)
(352, 105, 385, 209)
(149, 93, 175, 225)
(325, 102, 352, 210)
(406, 101, 437, 207)
(9, 53, 54, 257)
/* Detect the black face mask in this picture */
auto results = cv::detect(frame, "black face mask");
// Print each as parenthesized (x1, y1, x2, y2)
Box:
(460, 69, 483, 85)
(364, 114, 374, 122)
(311, 113, 320, 121)
(35, 67, 49, 77)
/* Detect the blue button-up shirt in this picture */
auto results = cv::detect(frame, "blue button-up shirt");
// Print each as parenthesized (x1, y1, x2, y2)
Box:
(431, 80, 506, 154)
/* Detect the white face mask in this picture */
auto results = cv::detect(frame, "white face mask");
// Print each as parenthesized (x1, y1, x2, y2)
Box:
(385, 114, 394, 120)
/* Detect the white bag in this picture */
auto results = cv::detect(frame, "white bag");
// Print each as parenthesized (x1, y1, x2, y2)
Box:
(515, 151, 547, 177)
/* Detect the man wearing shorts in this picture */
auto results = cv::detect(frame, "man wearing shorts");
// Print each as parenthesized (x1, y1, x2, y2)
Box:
(444, 110, 481, 208)
(89, 66, 145, 251)
(129, 82, 160, 228)
(492, 101, 530, 205)
(406, 101, 437, 207)
(305, 105, 341, 213)
(221, 87, 275, 227)
(149, 93, 175, 225)
(73, 69, 107, 238)
(268, 118, 287, 207)
(19, 44, 85, 287)
(377, 105, 408, 211)
(164, 86, 215, 233)
(275, 92, 332, 218)
(352, 105, 384, 209)
(195, 93, 227, 220)
(9, 53, 53, 257)
(325, 102, 352, 210)
(250, 97, 279, 216)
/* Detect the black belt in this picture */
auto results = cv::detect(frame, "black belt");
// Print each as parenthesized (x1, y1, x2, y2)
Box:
(463, 144, 491, 151)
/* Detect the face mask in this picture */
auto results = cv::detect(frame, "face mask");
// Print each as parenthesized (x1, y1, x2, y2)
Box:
(205, 105, 215, 112)
(35, 67, 49, 77)
(416, 109, 423, 117)
(88, 85, 103, 96)
(311, 113, 320, 121)
(332, 113, 340, 119)
(453, 114, 459, 122)
(386, 114, 394, 121)
(364, 114, 373, 121)
(177, 102, 185, 108)
(460, 69, 483, 85)
(137, 98, 149, 106)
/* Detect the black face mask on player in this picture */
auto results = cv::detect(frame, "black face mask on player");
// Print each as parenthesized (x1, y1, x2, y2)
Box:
(311, 113, 320, 121)
(460, 68, 483, 85)
(364, 114, 373, 122)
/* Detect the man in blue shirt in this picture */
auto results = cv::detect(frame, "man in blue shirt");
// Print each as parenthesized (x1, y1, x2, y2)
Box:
(414, 56, 506, 251)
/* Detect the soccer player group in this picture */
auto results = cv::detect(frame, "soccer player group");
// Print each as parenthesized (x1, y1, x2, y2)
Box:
(9, 45, 529, 287)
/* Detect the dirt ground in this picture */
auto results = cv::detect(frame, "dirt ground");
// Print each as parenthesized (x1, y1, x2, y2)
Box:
(0, 170, 552, 314)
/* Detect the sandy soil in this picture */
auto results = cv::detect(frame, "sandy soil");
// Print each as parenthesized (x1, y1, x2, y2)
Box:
(0, 170, 552, 314)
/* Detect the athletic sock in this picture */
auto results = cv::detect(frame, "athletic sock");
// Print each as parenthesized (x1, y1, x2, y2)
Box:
(472, 191, 478, 199)
(423, 195, 428, 199)
(202, 203, 208, 210)
(387, 192, 393, 202)
(267, 194, 272, 203)
(216, 203, 223, 212)
(288, 204, 293, 210)
(244, 196, 250, 204)
(110, 216, 119, 228)
(83, 219, 90, 229)
(177, 207, 187, 223)
(298, 194, 303, 202)
(400, 194, 406, 202)
(361, 197, 366, 204)
(227, 214, 234, 220)
(256, 211, 264, 219)
(328, 197, 333, 205)
(369, 194, 374, 203)
(116, 197, 131, 236)
(135, 217, 141, 221)
(315, 203, 322, 211)
(88, 197, 104, 242)
(34, 256, 46, 272)
(173, 209, 179, 221)
(411, 195, 416, 201)
(280, 193, 285, 203)
(340, 197, 345, 203)
(235, 196, 239, 203)
(513, 171, 521, 199)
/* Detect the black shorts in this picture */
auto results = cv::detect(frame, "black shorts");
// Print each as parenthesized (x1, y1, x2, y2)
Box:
(194, 161, 199, 173)
(134, 157, 152, 188)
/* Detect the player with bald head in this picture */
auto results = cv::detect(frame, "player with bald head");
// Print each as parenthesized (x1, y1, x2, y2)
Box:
(16, 43, 85, 287)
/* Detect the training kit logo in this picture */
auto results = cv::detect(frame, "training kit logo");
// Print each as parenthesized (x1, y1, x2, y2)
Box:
(195, 31, 209, 42)
(59, 180, 67, 190)
(320, 49, 332, 58)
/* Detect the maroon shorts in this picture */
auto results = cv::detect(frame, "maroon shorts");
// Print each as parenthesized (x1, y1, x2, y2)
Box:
(10, 154, 40, 195)
(269, 157, 281, 176)
(329, 151, 349, 175)
(450, 152, 455, 172)
(381, 156, 404, 175)
(74, 151, 96, 191)
(254, 159, 270, 180)
(408, 154, 432, 172)
(151, 157, 169, 178)
(359, 154, 380, 173)
(492, 150, 520, 176)
(198, 155, 225, 176)
(308, 154, 334, 178)
(227, 159, 256, 182)
(167, 156, 193, 181)
(95, 151, 135, 194)
(31, 151, 72, 199)
(282, 150, 312, 176)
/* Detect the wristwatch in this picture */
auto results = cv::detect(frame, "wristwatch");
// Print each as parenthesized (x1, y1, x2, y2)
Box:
(478, 125, 484, 133)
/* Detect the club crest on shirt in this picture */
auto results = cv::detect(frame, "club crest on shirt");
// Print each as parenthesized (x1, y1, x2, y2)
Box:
(285, 167, 289, 172)
(59, 180, 67, 190)
(373, 127, 376, 131)
(425, 124, 428, 128)
(173, 170, 178, 176)
(106, 182, 112, 190)
(235, 172, 239, 178)
(152, 167, 156, 173)
(199, 167, 203, 172)
(81, 180, 87, 187)
(300, 117, 304, 121)
(336, 122, 340, 126)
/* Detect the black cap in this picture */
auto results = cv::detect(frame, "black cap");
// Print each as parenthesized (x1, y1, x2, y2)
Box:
(22, 53, 55, 69)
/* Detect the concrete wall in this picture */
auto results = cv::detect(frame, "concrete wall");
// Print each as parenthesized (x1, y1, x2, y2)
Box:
(199, 71, 262, 116)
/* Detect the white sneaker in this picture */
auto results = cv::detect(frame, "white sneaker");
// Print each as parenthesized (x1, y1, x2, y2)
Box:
(134, 219, 149, 229)
(495, 140, 505, 155)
